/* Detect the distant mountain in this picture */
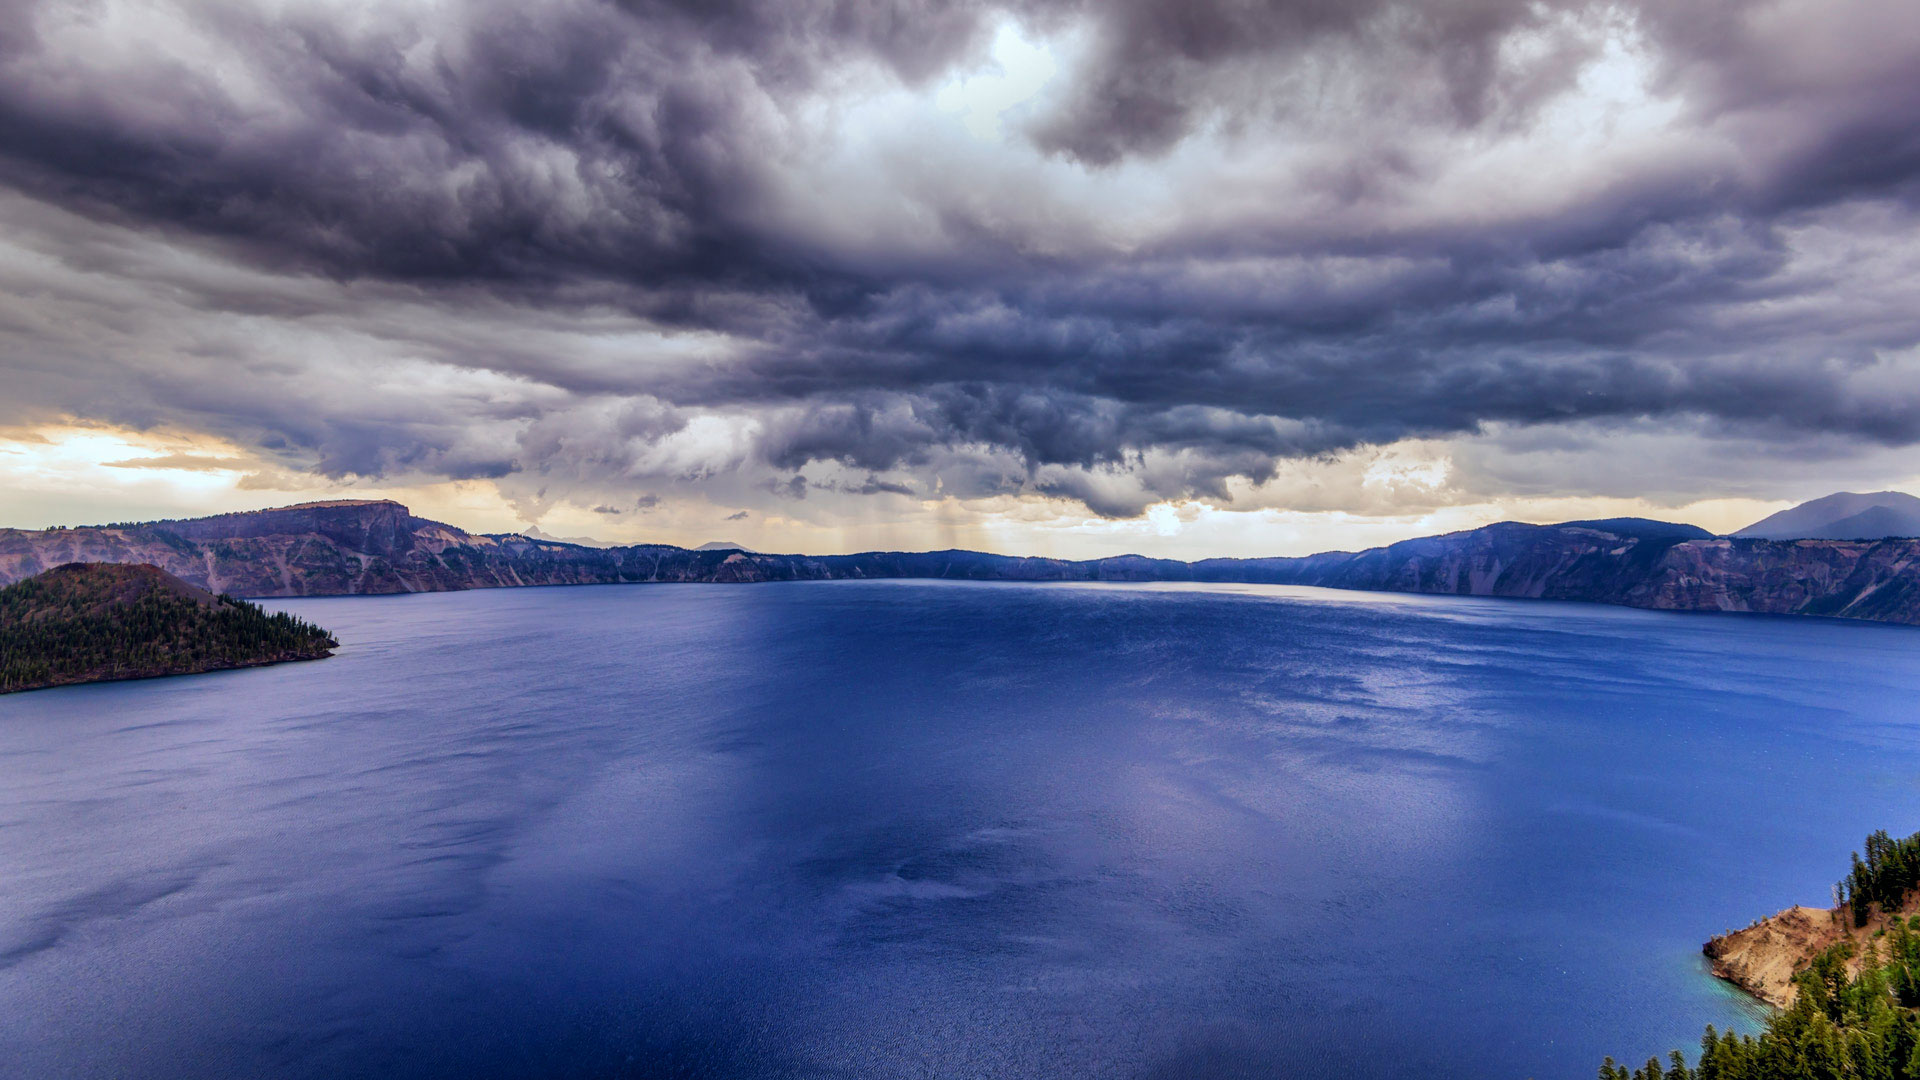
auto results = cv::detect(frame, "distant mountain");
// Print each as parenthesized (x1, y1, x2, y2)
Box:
(1736, 491, 1920, 540)
(0, 562, 336, 693)
(523, 526, 618, 548)
(695, 541, 755, 552)
(5, 501, 1920, 627)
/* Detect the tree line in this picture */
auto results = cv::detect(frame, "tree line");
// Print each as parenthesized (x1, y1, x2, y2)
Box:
(1602, 828, 1920, 1080)
(0, 567, 335, 692)
(1842, 830, 1920, 926)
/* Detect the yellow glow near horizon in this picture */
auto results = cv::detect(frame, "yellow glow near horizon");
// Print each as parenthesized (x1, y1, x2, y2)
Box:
(0, 420, 1898, 560)
(0, 424, 251, 493)
(0, 422, 528, 533)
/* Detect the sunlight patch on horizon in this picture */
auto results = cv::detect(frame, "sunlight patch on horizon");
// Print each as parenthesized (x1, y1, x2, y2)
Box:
(0, 420, 1862, 561)
(0, 423, 251, 493)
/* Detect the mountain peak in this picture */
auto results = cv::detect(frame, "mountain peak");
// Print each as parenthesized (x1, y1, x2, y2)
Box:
(1735, 491, 1920, 540)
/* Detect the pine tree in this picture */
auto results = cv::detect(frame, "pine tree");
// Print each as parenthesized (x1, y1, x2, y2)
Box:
(1606, 829, 1920, 1080)
(0, 563, 335, 693)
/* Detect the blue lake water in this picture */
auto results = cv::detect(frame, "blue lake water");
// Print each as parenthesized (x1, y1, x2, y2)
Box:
(4, 580, 1920, 1079)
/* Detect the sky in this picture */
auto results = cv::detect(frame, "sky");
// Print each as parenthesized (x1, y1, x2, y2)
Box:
(2, 0, 1918, 558)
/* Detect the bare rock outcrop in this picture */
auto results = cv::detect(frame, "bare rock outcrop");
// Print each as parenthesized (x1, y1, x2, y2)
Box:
(1706, 906, 1849, 1008)
(1706, 897, 1920, 1007)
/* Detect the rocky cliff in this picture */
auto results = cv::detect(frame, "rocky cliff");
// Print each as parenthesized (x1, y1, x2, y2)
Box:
(0, 501, 1205, 596)
(1201, 519, 1920, 624)
(4, 501, 1920, 627)
(1704, 894, 1920, 1008)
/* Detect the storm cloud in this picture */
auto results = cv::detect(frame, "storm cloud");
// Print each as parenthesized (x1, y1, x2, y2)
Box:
(1, 0, 1918, 526)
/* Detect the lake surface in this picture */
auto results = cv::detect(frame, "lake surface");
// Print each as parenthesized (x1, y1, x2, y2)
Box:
(5, 581, 1920, 1079)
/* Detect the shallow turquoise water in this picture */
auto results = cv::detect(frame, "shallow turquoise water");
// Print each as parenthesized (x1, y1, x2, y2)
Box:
(3, 580, 1919, 1078)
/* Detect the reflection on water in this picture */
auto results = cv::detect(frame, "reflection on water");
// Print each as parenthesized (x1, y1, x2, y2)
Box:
(3, 581, 1920, 1079)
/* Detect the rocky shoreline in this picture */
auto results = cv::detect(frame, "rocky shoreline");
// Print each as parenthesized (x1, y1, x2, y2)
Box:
(1706, 896, 1920, 1007)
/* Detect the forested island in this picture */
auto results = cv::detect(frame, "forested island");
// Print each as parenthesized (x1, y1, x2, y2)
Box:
(1602, 829, 1920, 1079)
(0, 562, 336, 693)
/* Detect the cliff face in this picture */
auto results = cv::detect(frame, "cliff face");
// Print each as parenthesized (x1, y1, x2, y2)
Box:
(4, 502, 1920, 627)
(1251, 521, 1710, 603)
(1634, 538, 1920, 621)
(0, 504, 1205, 597)
(1195, 521, 1920, 625)
(150, 500, 425, 554)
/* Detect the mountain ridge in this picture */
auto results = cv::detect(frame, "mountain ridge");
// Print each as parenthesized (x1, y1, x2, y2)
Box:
(5, 500, 1920, 626)
(1736, 491, 1920, 540)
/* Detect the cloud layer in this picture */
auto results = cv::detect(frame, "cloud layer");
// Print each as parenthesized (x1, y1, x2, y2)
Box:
(1, 0, 1918, 537)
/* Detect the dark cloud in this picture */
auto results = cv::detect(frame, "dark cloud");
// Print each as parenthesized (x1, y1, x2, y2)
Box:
(766, 475, 808, 500)
(0, 0, 1916, 518)
(837, 477, 918, 497)
(1025, 0, 1602, 165)
(726, 510, 750, 521)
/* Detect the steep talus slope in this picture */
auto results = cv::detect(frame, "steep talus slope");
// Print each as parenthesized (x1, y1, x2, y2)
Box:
(4, 501, 1920, 626)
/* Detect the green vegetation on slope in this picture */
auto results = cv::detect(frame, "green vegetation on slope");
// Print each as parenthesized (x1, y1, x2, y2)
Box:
(1604, 829, 1920, 1080)
(0, 562, 335, 693)
(1844, 830, 1920, 926)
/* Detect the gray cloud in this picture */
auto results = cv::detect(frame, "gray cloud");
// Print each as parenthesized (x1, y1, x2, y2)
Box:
(0, 0, 1916, 521)
(1025, 0, 1601, 165)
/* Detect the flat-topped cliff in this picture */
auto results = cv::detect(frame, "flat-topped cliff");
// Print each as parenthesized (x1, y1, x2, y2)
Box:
(4, 502, 1920, 626)
(147, 499, 430, 554)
